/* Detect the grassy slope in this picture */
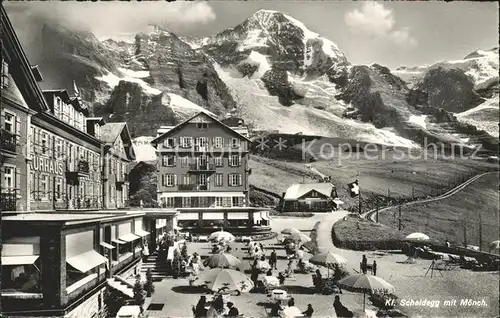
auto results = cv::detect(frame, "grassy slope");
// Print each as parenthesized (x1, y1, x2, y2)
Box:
(379, 172, 499, 250)
(249, 151, 498, 211)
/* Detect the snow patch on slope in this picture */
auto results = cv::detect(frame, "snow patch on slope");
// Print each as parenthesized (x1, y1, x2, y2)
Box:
(118, 67, 150, 78)
(214, 63, 419, 148)
(245, 51, 271, 78)
(455, 96, 499, 137)
(408, 115, 427, 129)
(96, 71, 161, 95)
(132, 136, 157, 162)
(166, 93, 216, 117)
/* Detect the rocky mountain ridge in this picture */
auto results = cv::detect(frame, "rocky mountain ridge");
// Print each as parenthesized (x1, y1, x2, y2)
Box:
(15, 9, 499, 153)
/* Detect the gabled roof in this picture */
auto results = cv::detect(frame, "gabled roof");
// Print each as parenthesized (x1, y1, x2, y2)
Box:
(151, 111, 251, 146)
(1, 6, 49, 112)
(43, 89, 71, 103)
(283, 183, 335, 200)
(100, 122, 135, 160)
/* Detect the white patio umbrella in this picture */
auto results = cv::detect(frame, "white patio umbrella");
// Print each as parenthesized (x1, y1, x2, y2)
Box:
(338, 274, 395, 311)
(209, 230, 235, 242)
(199, 268, 254, 293)
(405, 232, 430, 241)
(289, 232, 311, 245)
(281, 228, 301, 235)
(309, 251, 348, 276)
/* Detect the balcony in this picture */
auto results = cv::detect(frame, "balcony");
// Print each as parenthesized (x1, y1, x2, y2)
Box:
(0, 190, 17, 211)
(188, 163, 215, 173)
(178, 184, 208, 191)
(116, 173, 129, 184)
(0, 129, 17, 154)
(66, 160, 90, 184)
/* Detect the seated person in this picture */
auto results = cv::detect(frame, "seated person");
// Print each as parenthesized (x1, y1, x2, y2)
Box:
(270, 300, 282, 317)
(225, 302, 239, 318)
(302, 304, 314, 318)
(287, 297, 295, 307)
(266, 269, 273, 276)
(333, 295, 353, 318)
(278, 272, 286, 285)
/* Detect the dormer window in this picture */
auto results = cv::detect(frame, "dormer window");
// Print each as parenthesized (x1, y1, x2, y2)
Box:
(163, 138, 175, 148)
(197, 123, 208, 130)
(231, 138, 240, 148)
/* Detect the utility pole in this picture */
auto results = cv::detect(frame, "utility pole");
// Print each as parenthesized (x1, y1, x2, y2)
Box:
(478, 213, 483, 251)
(375, 198, 379, 223)
(463, 220, 467, 248)
(398, 200, 402, 231)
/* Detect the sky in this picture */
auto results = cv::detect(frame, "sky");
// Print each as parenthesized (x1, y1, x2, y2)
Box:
(5, 1, 499, 69)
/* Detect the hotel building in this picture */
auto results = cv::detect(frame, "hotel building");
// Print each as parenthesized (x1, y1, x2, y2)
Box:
(151, 112, 270, 232)
(1, 7, 177, 318)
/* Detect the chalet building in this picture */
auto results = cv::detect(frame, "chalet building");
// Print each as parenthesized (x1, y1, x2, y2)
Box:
(280, 183, 339, 212)
(151, 112, 270, 233)
(100, 122, 135, 209)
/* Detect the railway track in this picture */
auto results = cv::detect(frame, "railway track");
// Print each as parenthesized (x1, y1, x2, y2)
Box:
(362, 171, 497, 222)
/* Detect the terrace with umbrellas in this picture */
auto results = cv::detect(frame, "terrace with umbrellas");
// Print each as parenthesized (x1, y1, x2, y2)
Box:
(139, 223, 405, 318)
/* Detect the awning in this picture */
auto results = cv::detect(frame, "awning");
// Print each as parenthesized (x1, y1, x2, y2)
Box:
(67, 250, 107, 273)
(261, 212, 270, 220)
(202, 212, 224, 220)
(227, 212, 248, 220)
(2, 255, 39, 266)
(178, 212, 199, 220)
(134, 229, 150, 237)
(112, 238, 126, 245)
(100, 242, 115, 250)
(160, 192, 245, 198)
(119, 233, 140, 243)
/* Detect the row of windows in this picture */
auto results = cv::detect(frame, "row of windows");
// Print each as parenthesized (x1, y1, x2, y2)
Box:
(52, 96, 87, 134)
(30, 127, 101, 170)
(161, 196, 244, 208)
(29, 173, 101, 201)
(160, 173, 243, 187)
(163, 137, 242, 148)
(161, 155, 241, 167)
(107, 157, 127, 176)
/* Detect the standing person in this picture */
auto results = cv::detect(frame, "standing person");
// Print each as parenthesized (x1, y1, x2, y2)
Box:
(250, 266, 259, 288)
(445, 239, 451, 248)
(269, 249, 278, 270)
(278, 272, 286, 285)
(372, 261, 377, 276)
(286, 260, 294, 277)
(194, 296, 208, 318)
(361, 255, 367, 274)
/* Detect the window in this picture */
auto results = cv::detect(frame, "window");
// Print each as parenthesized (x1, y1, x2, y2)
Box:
(214, 197, 223, 207)
(229, 174, 242, 187)
(180, 156, 189, 167)
(180, 137, 192, 148)
(56, 138, 63, 159)
(182, 197, 191, 207)
(40, 133, 48, 154)
(164, 174, 176, 187)
(3, 166, 15, 189)
(163, 138, 175, 148)
(3, 111, 14, 133)
(214, 137, 223, 148)
(197, 123, 208, 129)
(231, 138, 240, 148)
(182, 174, 190, 185)
(214, 173, 223, 187)
(229, 155, 240, 167)
(214, 157, 224, 167)
(199, 137, 207, 147)
(40, 175, 48, 200)
(311, 191, 318, 197)
(166, 197, 174, 207)
(56, 178, 63, 199)
(232, 197, 241, 207)
(198, 174, 207, 186)
(162, 155, 175, 167)
(1, 59, 9, 88)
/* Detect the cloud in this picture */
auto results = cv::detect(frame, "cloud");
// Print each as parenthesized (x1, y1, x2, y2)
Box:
(344, 2, 417, 47)
(5, 2, 216, 39)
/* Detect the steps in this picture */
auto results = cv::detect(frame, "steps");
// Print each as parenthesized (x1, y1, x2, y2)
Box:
(139, 252, 169, 279)
(106, 276, 134, 298)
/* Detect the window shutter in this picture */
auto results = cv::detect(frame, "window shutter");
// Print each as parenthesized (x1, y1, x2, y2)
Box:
(238, 174, 242, 186)
(228, 174, 231, 187)
(15, 168, 21, 192)
(174, 175, 178, 186)
(173, 155, 177, 166)
(238, 156, 241, 166)
(161, 174, 165, 186)
(0, 109, 4, 130)
(15, 116, 21, 143)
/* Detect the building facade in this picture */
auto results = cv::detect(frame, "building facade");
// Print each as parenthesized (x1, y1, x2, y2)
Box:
(30, 90, 103, 211)
(280, 183, 339, 212)
(100, 122, 135, 209)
